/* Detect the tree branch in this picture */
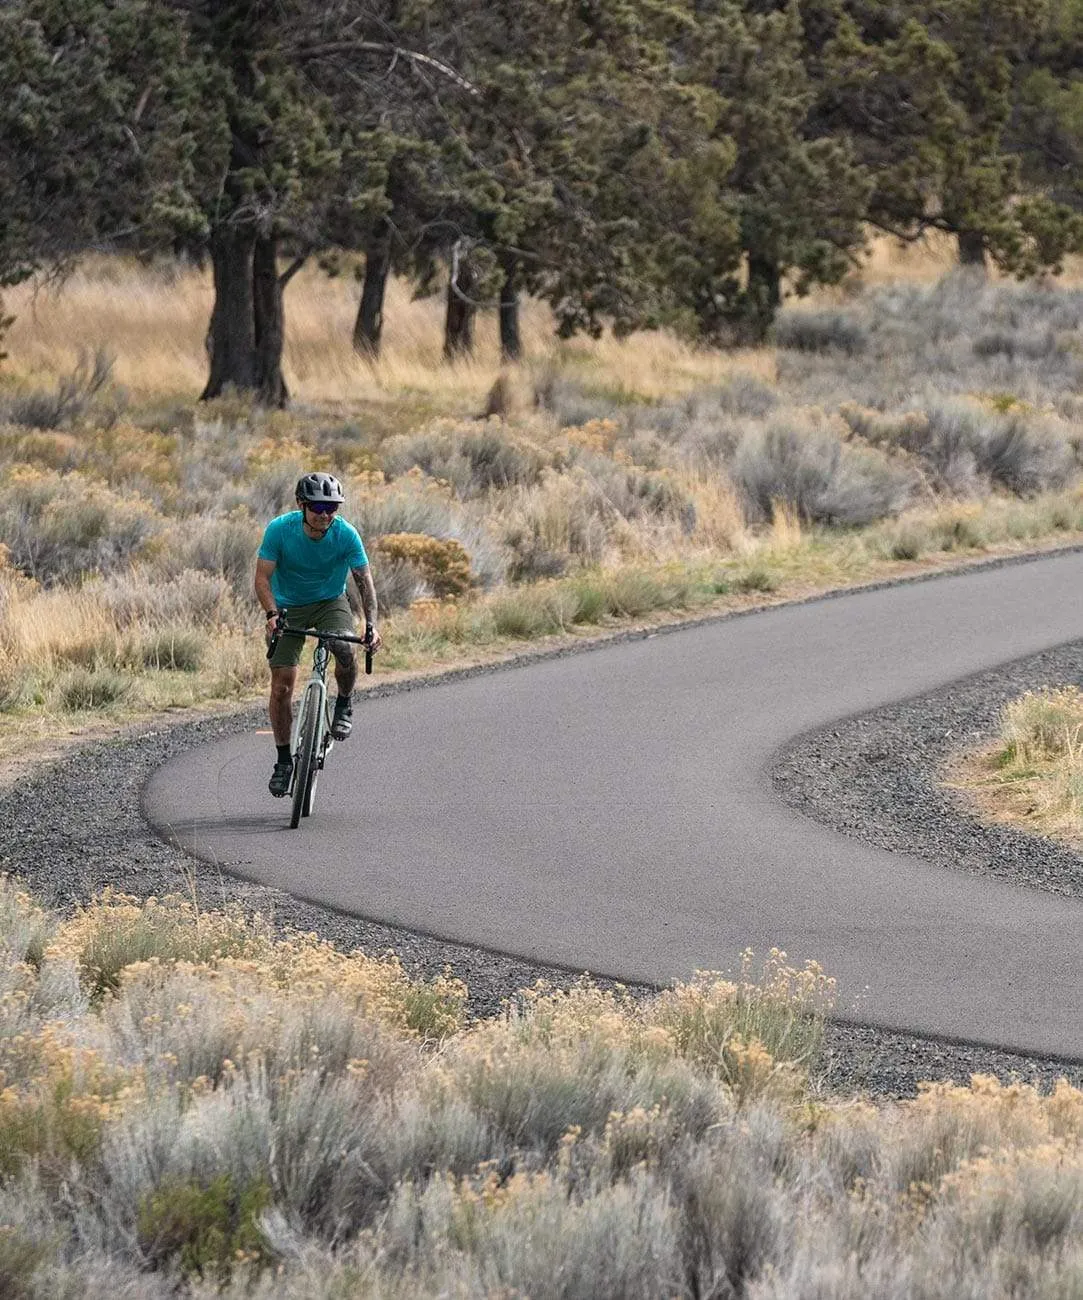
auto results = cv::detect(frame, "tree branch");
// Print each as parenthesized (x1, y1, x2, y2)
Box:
(295, 42, 480, 97)
(279, 255, 308, 288)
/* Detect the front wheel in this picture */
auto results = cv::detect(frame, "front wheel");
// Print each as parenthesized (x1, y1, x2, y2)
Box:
(289, 691, 321, 829)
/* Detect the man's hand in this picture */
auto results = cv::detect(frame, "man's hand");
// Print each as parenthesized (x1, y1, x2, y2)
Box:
(264, 611, 282, 647)
(366, 624, 382, 653)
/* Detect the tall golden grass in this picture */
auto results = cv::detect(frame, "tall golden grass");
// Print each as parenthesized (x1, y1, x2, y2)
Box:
(4, 257, 773, 406)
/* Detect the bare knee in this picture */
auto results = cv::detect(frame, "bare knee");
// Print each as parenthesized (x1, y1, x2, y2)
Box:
(270, 669, 296, 702)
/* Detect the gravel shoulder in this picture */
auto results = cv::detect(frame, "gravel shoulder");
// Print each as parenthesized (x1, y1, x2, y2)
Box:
(4, 593, 1083, 1100)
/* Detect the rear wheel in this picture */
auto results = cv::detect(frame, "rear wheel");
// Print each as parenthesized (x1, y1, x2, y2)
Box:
(290, 692, 321, 829)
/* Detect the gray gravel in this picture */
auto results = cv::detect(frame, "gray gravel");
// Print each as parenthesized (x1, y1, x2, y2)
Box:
(3, 630, 1083, 1100)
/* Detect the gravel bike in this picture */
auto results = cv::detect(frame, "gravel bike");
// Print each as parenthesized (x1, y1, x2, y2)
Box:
(267, 615, 373, 828)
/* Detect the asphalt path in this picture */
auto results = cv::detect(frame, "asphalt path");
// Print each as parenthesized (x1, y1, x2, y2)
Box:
(145, 551, 1083, 1059)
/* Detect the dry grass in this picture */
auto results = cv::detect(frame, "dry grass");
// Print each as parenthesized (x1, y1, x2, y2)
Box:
(3, 259, 772, 407)
(945, 685, 1083, 848)
(6, 250, 1083, 763)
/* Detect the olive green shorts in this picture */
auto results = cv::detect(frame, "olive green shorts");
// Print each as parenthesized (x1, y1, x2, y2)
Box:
(268, 596, 356, 669)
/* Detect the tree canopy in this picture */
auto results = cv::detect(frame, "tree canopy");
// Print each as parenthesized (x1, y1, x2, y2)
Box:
(3, 0, 1083, 396)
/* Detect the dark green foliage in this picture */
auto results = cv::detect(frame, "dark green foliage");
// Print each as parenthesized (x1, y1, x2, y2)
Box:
(137, 1174, 273, 1282)
(6, 0, 1083, 368)
(0, 0, 204, 285)
(810, 0, 1083, 272)
(676, 1, 868, 343)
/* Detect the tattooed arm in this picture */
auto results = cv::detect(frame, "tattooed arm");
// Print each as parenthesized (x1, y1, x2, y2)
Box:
(352, 564, 381, 651)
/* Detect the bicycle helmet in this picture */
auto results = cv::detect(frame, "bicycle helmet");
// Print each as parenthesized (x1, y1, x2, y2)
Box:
(296, 471, 345, 504)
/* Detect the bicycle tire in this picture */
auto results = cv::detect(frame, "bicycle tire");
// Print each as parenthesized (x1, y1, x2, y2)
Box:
(302, 710, 327, 818)
(290, 690, 321, 829)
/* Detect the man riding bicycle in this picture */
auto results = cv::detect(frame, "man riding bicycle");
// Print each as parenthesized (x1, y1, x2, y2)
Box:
(255, 472, 381, 797)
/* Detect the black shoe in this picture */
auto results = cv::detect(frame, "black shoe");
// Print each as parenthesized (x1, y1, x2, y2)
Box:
(331, 697, 352, 740)
(268, 759, 293, 797)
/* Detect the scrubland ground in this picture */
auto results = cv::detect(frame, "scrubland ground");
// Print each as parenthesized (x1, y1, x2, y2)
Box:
(1, 877, 1082, 1299)
(4, 249, 1083, 1295)
(6, 246, 1083, 762)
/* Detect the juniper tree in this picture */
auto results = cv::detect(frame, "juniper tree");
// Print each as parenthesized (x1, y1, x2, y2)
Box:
(1004, 0, 1083, 261)
(410, 0, 736, 357)
(809, 0, 1082, 273)
(0, 0, 202, 307)
(676, 0, 867, 343)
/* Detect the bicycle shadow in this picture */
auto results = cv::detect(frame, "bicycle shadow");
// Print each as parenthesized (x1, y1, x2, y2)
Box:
(161, 814, 303, 840)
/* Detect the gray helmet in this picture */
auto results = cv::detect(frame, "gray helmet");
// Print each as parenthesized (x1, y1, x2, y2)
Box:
(296, 472, 345, 504)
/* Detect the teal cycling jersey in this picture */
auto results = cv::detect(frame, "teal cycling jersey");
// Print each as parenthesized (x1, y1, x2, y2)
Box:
(257, 511, 369, 607)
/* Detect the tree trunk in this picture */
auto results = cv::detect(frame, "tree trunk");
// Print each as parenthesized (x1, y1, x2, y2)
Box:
(737, 253, 782, 345)
(354, 221, 392, 358)
(498, 254, 522, 363)
(957, 229, 987, 270)
(201, 226, 258, 400)
(253, 234, 288, 408)
(444, 246, 478, 360)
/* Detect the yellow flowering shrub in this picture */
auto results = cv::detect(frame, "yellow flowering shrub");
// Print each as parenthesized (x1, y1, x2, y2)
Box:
(2, 429, 82, 471)
(647, 949, 835, 1087)
(374, 532, 475, 599)
(564, 419, 621, 455)
(0, 1025, 142, 1179)
(48, 891, 466, 1040)
(904, 1074, 1082, 1153)
(603, 1104, 668, 1174)
(48, 891, 275, 998)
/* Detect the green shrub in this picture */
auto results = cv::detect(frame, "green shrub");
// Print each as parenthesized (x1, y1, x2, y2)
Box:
(54, 667, 133, 711)
(599, 568, 673, 618)
(381, 423, 554, 496)
(505, 531, 569, 583)
(734, 566, 778, 593)
(156, 513, 262, 597)
(0, 660, 32, 712)
(137, 629, 204, 672)
(93, 568, 235, 629)
(732, 418, 915, 528)
(0, 876, 54, 969)
(490, 589, 561, 639)
(59, 894, 274, 1000)
(51, 630, 122, 670)
(372, 553, 425, 612)
(566, 579, 608, 624)
(0, 1225, 49, 1300)
(137, 1174, 273, 1282)
(776, 309, 869, 356)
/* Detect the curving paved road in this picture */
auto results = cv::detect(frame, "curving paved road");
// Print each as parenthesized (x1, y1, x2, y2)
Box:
(145, 552, 1083, 1059)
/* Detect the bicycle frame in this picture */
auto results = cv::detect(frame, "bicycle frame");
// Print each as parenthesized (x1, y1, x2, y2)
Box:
(267, 616, 373, 828)
(289, 638, 332, 778)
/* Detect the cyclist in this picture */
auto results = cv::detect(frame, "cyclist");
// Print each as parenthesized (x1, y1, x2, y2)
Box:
(255, 472, 381, 797)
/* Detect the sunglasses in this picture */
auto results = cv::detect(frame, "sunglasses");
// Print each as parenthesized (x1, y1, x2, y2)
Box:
(305, 501, 339, 515)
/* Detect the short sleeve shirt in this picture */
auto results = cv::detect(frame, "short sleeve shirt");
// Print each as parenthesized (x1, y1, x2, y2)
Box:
(257, 511, 369, 607)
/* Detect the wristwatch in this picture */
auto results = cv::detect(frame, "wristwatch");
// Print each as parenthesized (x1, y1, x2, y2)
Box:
(265, 609, 278, 621)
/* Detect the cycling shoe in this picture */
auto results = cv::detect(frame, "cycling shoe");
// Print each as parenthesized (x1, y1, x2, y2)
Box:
(268, 759, 293, 797)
